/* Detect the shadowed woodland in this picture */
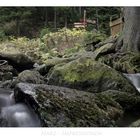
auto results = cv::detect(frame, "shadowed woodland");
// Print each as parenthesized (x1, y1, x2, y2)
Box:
(0, 7, 140, 127)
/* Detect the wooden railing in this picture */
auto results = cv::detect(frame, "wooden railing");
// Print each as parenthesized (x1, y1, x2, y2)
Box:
(109, 17, 124, 36)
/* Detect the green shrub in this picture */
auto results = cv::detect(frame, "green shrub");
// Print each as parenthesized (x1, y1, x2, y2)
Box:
(3, 21, 17, 36)
(40, 28, 52, 38)
(41, 28, 107, 55)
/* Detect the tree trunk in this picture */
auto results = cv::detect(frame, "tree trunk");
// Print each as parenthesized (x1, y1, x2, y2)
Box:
(95, 8, 99, 31)
(44, 8, 48, 26)
(54, 7, 57, 29)
(16, 18, 20, 36)
(64, 15, 67, 28)
(79, 7, 82, 17)
(122, 7, 140, 52)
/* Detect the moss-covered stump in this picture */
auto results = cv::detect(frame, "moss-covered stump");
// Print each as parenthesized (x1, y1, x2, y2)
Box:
(47, 56, 137, 93)
(12, 70, 45, 87)
(14, 83, 125, 127)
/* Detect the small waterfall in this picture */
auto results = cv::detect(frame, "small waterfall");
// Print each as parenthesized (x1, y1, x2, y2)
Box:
(0, 90, 15, 107)
(123, 73, 140, 92)
(0, 89, 41, 127)
(1, 104, 40, 127)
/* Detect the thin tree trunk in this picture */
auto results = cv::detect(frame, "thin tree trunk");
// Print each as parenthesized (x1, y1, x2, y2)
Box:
(79, 7, 82, 17)
(44, 8, 48, 26)
(16, 18, 20, 36)
(96, 9, 99, 31)
(54, 7, 57, 29)
(64, 15, 67, 28)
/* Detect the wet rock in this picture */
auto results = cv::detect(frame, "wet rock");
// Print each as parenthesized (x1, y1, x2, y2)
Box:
(47, 56, 138, 93)
(98, 90, 140, 112)
(0, 72, 13, 81)
(12, 70, 45, 87)
(0, 60, 16, 81)
(0, 60, 15, 73)
(0, 80, 13, 89)
(0, 52, 34, 71)
(129, 119, 140, 127)
(14, 83, 124, 127)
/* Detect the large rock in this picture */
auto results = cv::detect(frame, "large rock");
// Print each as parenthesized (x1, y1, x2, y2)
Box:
(15, 83, 140, 127)
(0, 52, 34, 71)
(36, 52, 95, 76)
(35, 57, 75, 76)
(14, 83, 124, 127)
(47, 56, 138, 93)
(12, 70, 45, 87)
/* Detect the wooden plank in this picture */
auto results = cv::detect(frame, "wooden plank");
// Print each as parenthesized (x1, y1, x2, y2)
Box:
(110, 18, 122, 27)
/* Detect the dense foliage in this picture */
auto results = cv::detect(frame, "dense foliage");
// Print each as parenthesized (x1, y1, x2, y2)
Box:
(0, 7, 120, 39)
(0, 28, 106, 63)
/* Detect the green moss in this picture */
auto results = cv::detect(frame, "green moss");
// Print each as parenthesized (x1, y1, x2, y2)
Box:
(13, 70, 45, 86)
(97, 90, 140, 112)
(93, 43, 115, 60)
(36, 88, 123, 127)
(47, 57, 137, 93)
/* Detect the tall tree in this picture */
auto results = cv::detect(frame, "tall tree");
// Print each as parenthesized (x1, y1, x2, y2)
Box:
(122, 7, 140, 52)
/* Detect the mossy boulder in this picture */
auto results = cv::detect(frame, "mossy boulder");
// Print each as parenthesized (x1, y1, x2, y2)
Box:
(15, 83, 140, 127)
(36, 57, 77, 76)
(97, 90, 140, 112)
(47, 56, 137, 93)
(12, 70, 45, 87)
(95, 90, 140, 126)
(0, 52, 34, 72)
(14, 83, 124, 127)
(37, 52, 95, 76)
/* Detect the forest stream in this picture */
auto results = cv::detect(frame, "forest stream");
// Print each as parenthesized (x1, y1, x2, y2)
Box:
(116, 73, 140, 127)
(0, 89, 41, 127)
(0, 73, 139, 127)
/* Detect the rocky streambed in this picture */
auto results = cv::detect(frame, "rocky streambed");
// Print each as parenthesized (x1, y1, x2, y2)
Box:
(1, 42, 140, 127)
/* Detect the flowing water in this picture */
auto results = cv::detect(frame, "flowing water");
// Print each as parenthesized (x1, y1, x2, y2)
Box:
(0, 89, 41, 127)
(123, 73, 140, 92)
(117, 73, 140, 126)
(0, 73, 140, 127)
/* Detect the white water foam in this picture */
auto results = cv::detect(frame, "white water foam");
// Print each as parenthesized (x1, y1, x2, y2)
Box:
(124, 73, 140, 92)
(0, 89, 41, 127)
